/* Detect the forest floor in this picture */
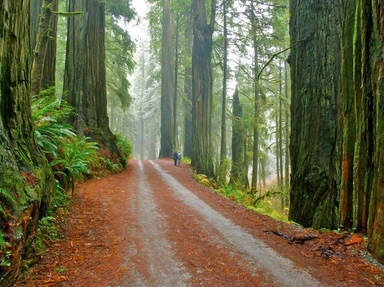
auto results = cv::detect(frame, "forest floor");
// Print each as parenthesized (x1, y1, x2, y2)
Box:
(16, 159, 384, 286)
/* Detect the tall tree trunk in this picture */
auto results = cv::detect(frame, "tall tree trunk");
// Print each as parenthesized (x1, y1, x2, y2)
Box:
(243, 130, 249, 188)
(159, 0, 175, 158)
(369, 1, 384, 261)
(278, 60, 284, 185)
(31, 0, 42, 50)
(339, 0, 356, 228)
(31, 0, 56, 96)
(231, 88, 246, 185)
(183, 12, 193, 158)
(63, 0, 124, 164)
(140, 104, 145, 160)
(174, 15, 179, 149)
(0, 1, 52, 284)
(275, 88, 280, 186)
(341, 0, 384, 262)
(41, 0, 58, 90)
(288, 0, 342, 229)
(220, 0, 228, 164)
(191, 0, 216, 176)
(284, 59, 290, 186)
(352, 1, 374, 233)
(140, 52, 145, 160)
(250, 4, 259, 194)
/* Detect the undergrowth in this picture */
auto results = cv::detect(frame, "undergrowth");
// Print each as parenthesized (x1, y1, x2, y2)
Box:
(181, 157, 191, 165)
(116, 134, 132, 161)
(193, 173, 290, 222)
(0, 90, 132, 273)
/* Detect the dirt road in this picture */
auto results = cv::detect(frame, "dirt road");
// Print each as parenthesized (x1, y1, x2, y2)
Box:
(18, 160, 383, 286)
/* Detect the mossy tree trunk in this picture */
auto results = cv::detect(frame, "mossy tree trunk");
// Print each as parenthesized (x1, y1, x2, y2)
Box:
(63, 0, 124, 164)
(369, 0, 384, 261)
(231, 88, 246, 186)
(159, 0, 175, 158)
(191, 0, 216, 176)
(41, 0, 58, 90)
(339, 0, 356, 229)
(250, 3, 260, 194)
(183, 13, 193, 159)
(0, 1, 52, 285)
(284, 59, 290, 187)
(288, 0, 342, 229)
(220, 0, 228, 165)
(31, 0, 42, 49)
(31, 0, 57, 97)
(341, 0, 384, 262)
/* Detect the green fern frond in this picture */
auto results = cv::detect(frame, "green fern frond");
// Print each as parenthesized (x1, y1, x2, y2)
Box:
(0, 188, 17, 209)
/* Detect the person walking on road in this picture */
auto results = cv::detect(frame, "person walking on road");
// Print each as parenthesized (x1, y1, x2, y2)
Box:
(173, 151, 178, 166)
(177, 152, 182, 166)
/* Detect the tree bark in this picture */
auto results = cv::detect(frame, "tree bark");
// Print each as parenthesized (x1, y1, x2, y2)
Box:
(41, 0, 58, 90)
(191, 0, 216, 176)
(339, 0, 356, 228)
(0, 1, 52, 284)
(288, 0, 342, 229)
(231, 88, 246, 185)
(31, 0, 56, 96)
(31, 0, 43, 50)
(278, 59, 284, 186)
(369, 1, 384, 261)
(174, 15, 179, 149)
(220, 0, 228, 164)
(159, 0, 175, 158)
(63, 0, 124, 164)
(183, 12, 193, 158)
(284, 59, 290, 186)
(250, 3, 259, 194)
(343, 0, 384, 262)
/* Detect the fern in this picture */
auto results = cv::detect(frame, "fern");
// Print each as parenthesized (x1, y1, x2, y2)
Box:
(0, 205, 6, 219)
(0, 188, 17, 210)
(115, 134, 132, 159)
(0, 231, 5, 250)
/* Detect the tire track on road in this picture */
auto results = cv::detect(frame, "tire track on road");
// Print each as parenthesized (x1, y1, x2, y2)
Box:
(149, 160, 324, 287)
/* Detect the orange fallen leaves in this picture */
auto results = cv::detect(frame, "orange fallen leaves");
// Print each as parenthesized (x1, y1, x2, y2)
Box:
(344, 234, 364, 246)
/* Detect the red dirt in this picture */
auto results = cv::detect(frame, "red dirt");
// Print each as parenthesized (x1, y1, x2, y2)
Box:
(15, 159, 384, 286)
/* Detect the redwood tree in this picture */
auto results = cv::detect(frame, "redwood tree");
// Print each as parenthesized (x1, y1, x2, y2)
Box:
(159, 0, 175, 158)
(63, 0, 123, 163)
(288, 0, 342, 229)
(31, 0, 58, 96)
(191, 0, 216, 176)
(339, 0, 384, 262)
(0, 1, 52, 284)
(231, 88, 247, 185)
(183, 12, 193, 158)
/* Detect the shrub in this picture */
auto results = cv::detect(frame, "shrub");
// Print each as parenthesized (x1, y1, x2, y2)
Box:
(115, 134, 132, 160)
(51, 137, 99, 184)
(33, 94, 75, 158)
